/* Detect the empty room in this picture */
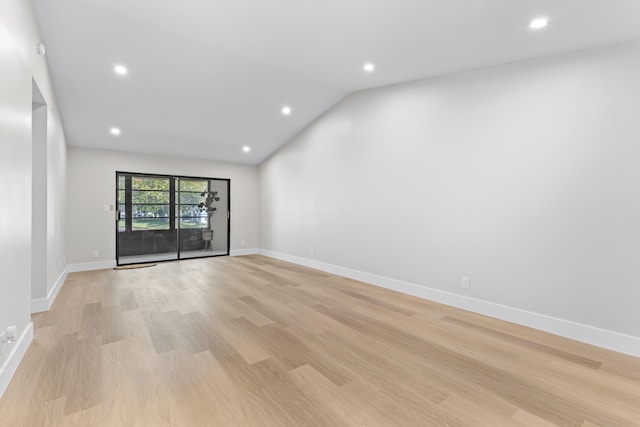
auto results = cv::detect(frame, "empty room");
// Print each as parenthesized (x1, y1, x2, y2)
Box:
(1, 0, 640, 426)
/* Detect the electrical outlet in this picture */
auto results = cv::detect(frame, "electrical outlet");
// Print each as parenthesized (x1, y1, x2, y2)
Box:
(240, 240, 246, 247)
(310, 248, 316, 257)
(461, 276, 470, 289)
(92, 250, 99, 258)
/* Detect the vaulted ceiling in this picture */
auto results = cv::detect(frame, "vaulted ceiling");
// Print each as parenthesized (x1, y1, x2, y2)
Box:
(35, 0, 640, 164)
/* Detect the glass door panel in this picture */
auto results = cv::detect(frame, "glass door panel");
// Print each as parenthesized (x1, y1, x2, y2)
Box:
(207, 179, 229, 255)
(177, 178, 229, 258)
(177, 178, 209, 258)
(116, 173, 178, 264)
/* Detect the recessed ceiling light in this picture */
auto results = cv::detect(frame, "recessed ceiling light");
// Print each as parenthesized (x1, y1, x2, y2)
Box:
(529, 18, 548, 29)
(282, 106, 292, 116)
(242, 146, 251, 153)
(114, 65, 128, 75)
(363, 63, 375, 72)
(110, 127, 121, 136)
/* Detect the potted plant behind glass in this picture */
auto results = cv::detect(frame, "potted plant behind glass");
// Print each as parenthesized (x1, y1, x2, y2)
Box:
(198, 190, 220, 250)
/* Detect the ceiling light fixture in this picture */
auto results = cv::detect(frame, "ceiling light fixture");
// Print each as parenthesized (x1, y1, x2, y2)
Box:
(114, 64, 128, 75)
(110, 127, 121, 136)
(242, 146, 251, 153)
(363, 63, 375, 72)
(282, 106, 292, 116)
(529, 17, 548, 29)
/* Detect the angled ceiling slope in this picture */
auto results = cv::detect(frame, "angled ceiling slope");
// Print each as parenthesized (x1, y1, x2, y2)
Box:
(35, 0, 640, 165)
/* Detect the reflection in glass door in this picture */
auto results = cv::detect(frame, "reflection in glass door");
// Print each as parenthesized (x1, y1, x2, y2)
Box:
(116, 172, 230, 265)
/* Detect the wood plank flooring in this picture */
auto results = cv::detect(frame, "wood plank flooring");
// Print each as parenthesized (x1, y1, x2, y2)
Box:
(1, 255, 639, 426)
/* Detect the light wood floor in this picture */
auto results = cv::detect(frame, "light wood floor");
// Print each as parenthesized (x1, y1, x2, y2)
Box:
(1, 255, 639, 426)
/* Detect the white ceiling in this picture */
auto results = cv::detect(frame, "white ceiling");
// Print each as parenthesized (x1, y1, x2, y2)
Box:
(34, 0, 640, 165)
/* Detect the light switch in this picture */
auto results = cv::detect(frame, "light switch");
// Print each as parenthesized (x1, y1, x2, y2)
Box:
(7, 325, 16, 342)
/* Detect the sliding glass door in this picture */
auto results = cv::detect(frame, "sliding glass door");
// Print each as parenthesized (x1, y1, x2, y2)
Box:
(116, 172, 230, 265)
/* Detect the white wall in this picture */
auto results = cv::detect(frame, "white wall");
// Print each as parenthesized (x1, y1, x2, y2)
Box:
(259, 40, 640, 339)
(0, 0, 67, 379)
(66, 147, 258, 265)
(46, 95, 67, 294)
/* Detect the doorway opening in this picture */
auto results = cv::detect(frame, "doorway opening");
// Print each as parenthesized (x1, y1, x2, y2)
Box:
(31, 79, 47, 301)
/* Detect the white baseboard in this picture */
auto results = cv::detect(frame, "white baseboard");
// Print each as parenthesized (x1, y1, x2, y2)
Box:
(31, 267, 68, 313)
(230, 248, 258, 256)
(0, 322, 33, 399)
(67, 260, 117, 273)
(258, 249, 640, 358)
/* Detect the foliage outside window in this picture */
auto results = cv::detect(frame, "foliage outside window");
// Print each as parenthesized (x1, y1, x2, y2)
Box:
(179, 179, 209, 229)
(118, 175, 211, 232)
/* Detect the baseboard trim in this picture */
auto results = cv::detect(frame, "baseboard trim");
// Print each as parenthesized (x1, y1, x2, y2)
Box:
(31, 267, 68, 313)
(67, 260, 117, 273)
(230, 248, 259, 256)
(0, 322, 33, 399)
(258, 249, 640, 358)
